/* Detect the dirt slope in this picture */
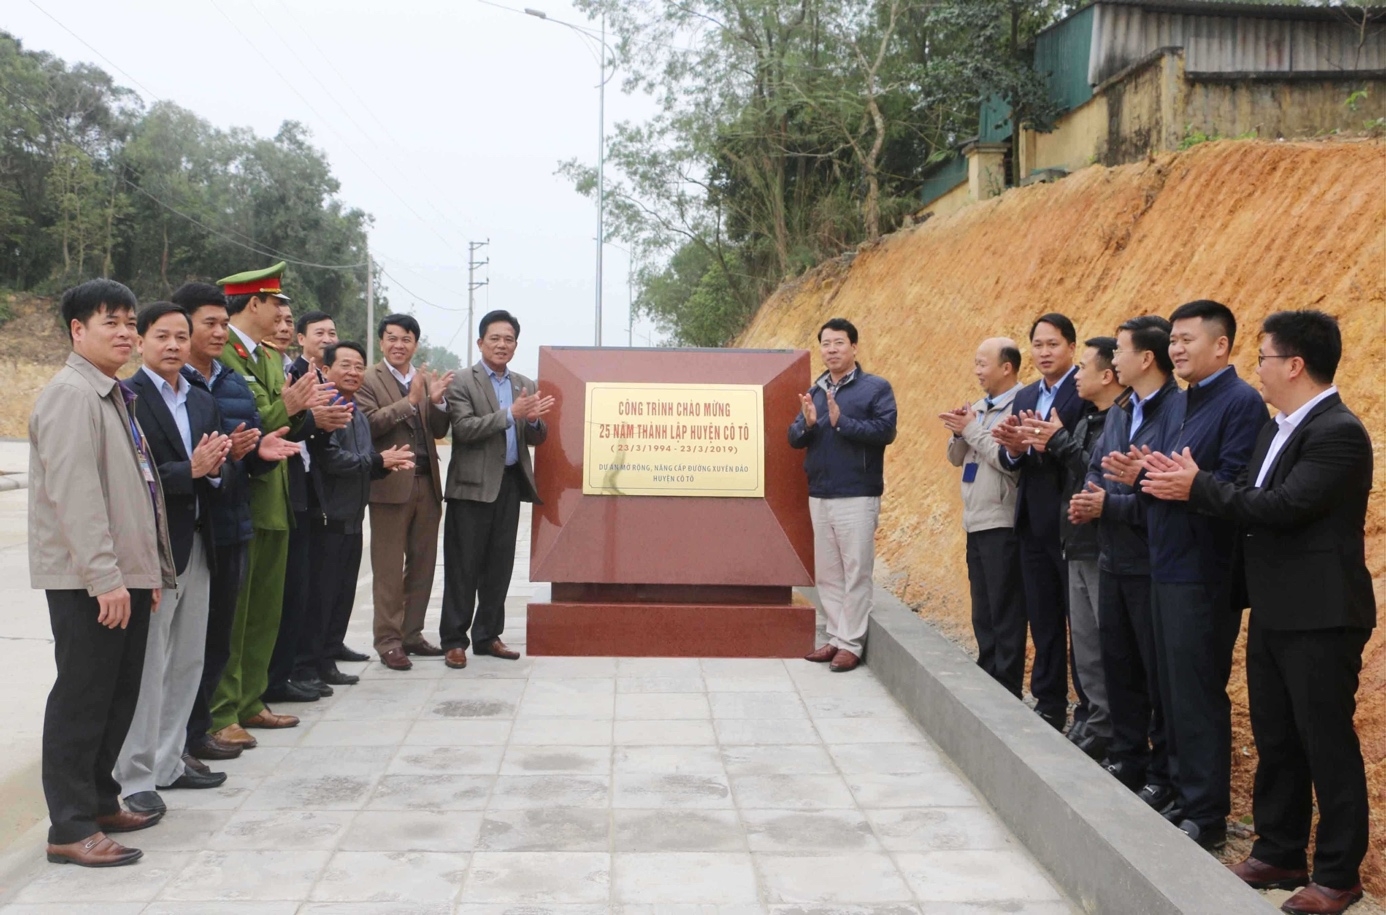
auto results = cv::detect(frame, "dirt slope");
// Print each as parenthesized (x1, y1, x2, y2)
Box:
(739, 138, 1386, 891)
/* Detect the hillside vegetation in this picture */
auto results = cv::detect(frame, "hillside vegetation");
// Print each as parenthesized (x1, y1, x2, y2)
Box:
(738, 137, 1386, 890)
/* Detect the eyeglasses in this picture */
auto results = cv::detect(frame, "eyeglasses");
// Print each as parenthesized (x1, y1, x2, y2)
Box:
(1257, 354, 1293, 366)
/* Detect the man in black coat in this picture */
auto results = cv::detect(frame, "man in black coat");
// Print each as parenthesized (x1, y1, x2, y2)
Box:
(1143, 310, 1374, 915)
(993, 313, 1090, 729)
(114, 302, 233, 817)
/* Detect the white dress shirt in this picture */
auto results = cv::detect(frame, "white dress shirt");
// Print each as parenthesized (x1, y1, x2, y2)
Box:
(1254, 386, 1337, 488)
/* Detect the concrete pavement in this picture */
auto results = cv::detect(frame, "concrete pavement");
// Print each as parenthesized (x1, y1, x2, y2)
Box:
(0, 438, 1075, 913)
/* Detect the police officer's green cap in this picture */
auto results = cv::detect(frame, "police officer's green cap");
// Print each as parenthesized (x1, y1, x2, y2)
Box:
(218, 261, 291, 301)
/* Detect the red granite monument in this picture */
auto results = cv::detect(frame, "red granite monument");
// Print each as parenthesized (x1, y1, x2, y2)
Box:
(526, 346, 816, 657)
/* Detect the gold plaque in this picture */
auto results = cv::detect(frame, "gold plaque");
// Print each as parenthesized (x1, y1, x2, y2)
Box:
(583, 382, 765, 497)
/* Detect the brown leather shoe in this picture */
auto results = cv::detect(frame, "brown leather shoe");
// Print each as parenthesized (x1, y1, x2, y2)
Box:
(241, 708, 300, 729)
(212, 723, 258, 749)
(1227, 856, 1309, 890)
(805, 643, 837, 663)
(182, 753, 212, 775)
(95, 809, 162, 833)
(478, 639, 521, 660)
(381, 647, 413, 671)
(829, 649, 860, 672)
(404, 638, 444, 657)
(188, 733, 243, 760)
(444, 647, 468, 669)
(46, 833, 141, 867)
(1281, 882, 1364, 915)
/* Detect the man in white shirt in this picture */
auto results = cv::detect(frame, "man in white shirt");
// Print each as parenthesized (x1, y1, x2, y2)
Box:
(115, 302, 231, 817)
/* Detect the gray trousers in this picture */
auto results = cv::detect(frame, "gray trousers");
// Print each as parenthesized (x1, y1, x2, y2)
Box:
(810, 496, 880, 655)
(115, 540, 211, 794)
(1068, 558, 1110, 737)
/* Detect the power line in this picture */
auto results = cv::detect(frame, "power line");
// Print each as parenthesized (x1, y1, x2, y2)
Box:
(205, 0, 475, 264)
(377, 266, 467, 313)
(26, 0, 163, 102)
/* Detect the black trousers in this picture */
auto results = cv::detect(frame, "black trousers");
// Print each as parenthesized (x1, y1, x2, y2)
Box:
(1016, 521, 1072, 718)
(1247, 620, 1371, 889)
(186, 540, 246, 746)
(966, 528, 1028, 699)
(43, 588, 152, 845)
(296, 523, 363, 678)
(268, 508, 313, 688)
(1151, 579, 1243, 828)
(1098, 570, 1168, 785)
(440, 466, 523, 652)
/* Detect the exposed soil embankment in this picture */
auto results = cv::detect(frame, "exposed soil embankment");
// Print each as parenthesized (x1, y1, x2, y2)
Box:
(739, 138, 1386, 891)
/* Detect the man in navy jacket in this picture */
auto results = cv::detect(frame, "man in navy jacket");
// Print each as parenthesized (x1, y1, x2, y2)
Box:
(114, 302, 232, 817)
(789, 318, 897, 673)
(1103, 299, 1266, 852)
(1143, 310, 1373, 915)
(993, 313, 1089, 730)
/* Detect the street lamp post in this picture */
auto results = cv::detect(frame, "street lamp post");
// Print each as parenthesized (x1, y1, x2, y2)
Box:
(526, 6, 609, 347)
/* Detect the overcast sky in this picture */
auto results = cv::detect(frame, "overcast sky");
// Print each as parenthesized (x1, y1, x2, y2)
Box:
(7, 0, 662, 376)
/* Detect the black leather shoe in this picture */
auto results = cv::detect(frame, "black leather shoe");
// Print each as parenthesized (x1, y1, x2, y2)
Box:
(330, 645, 371, 663)
(262, 680, 320, 703)
(1074, 731, 1108, 761)
(1065, 717, 1088, 744)
(1036, 707, 1066, 731)
(320, 665, 359, 686)
(159, 764, 227, 790)
(294, 677, 333, 698)
(123, 791, 166, 815)
(1179, 818, 1227, 851)
(1138, 783, 1179, 815)
(1103, 759, 1145, 791)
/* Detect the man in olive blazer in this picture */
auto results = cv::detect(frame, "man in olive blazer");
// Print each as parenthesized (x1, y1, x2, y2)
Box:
(355, 313, 452, 670)
(439, 310, 552, 668)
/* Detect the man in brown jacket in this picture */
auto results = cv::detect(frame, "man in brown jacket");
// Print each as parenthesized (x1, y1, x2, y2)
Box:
(29, 279, 177, 867)
(354, 314, 453, 671)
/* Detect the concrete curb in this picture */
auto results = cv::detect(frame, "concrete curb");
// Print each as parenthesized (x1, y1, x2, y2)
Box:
(0, 474, 26, 492)
(860, 585, 1275, 915)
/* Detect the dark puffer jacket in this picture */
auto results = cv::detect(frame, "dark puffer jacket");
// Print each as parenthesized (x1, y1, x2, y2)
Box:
(788, 365, 897, 498)
(183, 361, 266, 547)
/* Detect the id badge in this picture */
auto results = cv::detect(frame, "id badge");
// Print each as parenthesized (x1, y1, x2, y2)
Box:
(962, 462, 979, 484)
(138, 451, 156, 484)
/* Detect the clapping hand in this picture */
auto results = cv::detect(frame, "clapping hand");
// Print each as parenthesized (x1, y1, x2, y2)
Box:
(190, 432, 232, 479)
(1069, 482, 1105, 524)
(1020, 409, 1063, 453)
(938, 403, 974, 434)
(1102, 445, 1152, 486)
(1140, 448, 1199, 501)
(381, 444, 415, 472)
(256, 426, 303, 462)
(425, 366, 455, 405)
(511, 389, 555, 423)
(825, 389, 841, 427)
(227, 422, 262, 461)
(282, 371, 334, 415)
(799, 392, 818, 426)
(991, 414, 1027, 457)
(312, 399, 354, 432)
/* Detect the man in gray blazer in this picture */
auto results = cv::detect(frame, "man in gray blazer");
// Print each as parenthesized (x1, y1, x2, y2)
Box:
(440, 310, 554, 668)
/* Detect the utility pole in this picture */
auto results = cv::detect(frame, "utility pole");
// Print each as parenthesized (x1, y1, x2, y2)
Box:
(595, 8, 606, 347)
(365, 239, 374, 364)
(466, 239, 490, 366)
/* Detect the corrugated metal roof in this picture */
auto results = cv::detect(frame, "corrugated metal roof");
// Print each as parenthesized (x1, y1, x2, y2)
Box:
(1089, 2, 1386, 83)
(919, 154, 968, 206)
(1036, 3, 1099, 112)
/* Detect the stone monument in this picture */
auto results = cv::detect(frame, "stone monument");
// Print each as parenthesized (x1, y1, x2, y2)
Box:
(526, 346, 816, 657)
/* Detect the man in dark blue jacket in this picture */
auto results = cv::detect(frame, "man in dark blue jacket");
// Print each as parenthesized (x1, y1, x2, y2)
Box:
(993, 313, 1089, 730)
(171, 283, 298, 765)
(1103, 299, 1267, 852)
(1072, 315, 1178, 815)
(789, 318, 897, 673)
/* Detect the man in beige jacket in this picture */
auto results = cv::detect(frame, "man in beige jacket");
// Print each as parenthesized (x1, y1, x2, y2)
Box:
(29, 279, 177, 868)
(940, 337, 1026, 699)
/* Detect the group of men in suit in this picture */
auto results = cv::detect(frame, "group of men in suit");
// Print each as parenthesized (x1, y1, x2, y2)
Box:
(942, 302, 1375, 915)
(28, 266, 550, 868)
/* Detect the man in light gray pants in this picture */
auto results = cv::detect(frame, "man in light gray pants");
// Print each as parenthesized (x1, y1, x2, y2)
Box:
(115, 302, 233, 815)
(1023, 336, 1126, 760)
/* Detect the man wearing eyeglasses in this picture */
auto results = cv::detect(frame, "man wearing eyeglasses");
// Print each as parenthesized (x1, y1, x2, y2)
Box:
(1141, 310, 1373, 915)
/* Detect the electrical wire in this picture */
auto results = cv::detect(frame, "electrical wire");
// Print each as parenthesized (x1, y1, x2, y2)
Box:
(26, 0, 164, 102)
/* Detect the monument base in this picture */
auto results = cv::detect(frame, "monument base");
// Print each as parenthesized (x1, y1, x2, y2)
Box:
(526, 588, 816, 657)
